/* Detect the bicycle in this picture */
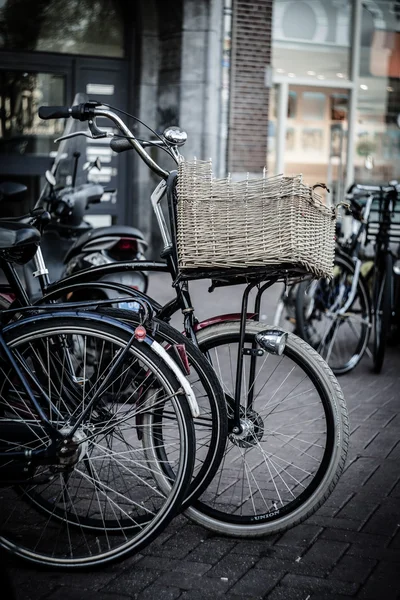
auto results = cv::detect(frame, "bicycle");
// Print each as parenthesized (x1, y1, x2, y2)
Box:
(0, 220, 198, 568)
(31, 100, 349, 538)
(293, 185, 375, 374)
(365, 183, 400, 372)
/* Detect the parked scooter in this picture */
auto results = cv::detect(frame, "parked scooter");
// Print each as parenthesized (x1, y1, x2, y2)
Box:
(35, 156, 148, 301)
(0, 98, 148, 305)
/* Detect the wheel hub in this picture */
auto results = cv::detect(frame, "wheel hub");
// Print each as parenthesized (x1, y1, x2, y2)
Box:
(57, 426, 89, 467)
(229, 409, 264, 448)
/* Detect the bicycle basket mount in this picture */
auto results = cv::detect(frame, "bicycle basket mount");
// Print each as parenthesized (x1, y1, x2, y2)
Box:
(176, 159, 336, 282)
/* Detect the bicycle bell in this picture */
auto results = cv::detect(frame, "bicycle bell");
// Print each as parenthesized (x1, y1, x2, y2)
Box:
(163, 126, 187, 147)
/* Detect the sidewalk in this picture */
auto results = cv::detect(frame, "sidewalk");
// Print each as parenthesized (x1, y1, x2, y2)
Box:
(8, 273, 400, 600)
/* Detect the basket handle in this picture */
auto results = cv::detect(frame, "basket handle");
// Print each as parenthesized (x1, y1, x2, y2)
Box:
(312, 182, 330, 194)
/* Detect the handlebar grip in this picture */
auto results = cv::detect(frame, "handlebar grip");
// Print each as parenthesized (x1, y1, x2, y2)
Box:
(38, 106, 71, 120)
(110, 137, 133, 153)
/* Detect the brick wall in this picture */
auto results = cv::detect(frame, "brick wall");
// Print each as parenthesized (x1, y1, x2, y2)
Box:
(228, 0, 273, 174)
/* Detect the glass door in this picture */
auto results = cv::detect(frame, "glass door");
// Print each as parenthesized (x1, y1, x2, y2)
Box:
(269, 84, 349, 205)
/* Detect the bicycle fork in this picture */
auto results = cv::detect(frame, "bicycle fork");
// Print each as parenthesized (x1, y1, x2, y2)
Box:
(232, 277, 286, 433)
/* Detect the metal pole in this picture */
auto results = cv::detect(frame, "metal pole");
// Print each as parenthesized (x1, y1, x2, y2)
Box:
(276, 81, 288, 175)
(346, 0, 362, 192)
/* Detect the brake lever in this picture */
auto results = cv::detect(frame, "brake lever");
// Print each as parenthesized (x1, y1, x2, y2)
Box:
(55, 131, 93, 143)
(88, 118, 108, 139)
(55, 118, 111, 143)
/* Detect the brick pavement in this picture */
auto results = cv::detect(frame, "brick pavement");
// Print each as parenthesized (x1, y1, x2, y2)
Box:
(5, 274, 400, 600)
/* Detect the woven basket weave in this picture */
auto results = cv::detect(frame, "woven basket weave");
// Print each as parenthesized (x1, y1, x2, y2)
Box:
(176, 159, 336, 280)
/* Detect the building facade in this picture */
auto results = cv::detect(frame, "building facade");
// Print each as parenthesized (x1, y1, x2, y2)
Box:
(0, 0, 225, 253)
(268, 0, 400, 204)
(1, 0, 399, 251)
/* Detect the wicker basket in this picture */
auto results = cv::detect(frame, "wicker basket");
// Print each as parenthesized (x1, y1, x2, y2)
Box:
(176, 159, 336, 281)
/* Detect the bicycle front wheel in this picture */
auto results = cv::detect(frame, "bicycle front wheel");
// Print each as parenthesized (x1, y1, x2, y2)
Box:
(185, 321, 349, 537)
(0, 315, 195, 568)
(295, 254, 371, 374)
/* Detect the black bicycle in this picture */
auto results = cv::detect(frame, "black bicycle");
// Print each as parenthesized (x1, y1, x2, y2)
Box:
(293, 185, 375, 374)
(21, 100, 350, 539)
(0, 221, 198, 568)
(366, 184, 400, 372)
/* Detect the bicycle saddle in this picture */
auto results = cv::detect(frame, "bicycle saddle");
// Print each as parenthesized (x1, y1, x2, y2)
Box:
(0, 221, 40, 265)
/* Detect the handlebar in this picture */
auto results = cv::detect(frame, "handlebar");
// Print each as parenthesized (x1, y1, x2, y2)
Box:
(38, 102, 101, 121)
(110, 137, 165, 153)
(39, 102, 170, 178)
(348, 182, 400, 195)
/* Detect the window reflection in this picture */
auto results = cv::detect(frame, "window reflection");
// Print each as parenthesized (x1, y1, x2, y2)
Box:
(356, 1, 400, 183)
(272, 0, 351, 80)
(0, 0, 124, 57)
(0, 71, 65, 155)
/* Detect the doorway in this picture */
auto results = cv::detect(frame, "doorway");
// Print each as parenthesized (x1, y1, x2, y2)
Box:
(0, 53, 129, 223)
(269, 84, 349, 205)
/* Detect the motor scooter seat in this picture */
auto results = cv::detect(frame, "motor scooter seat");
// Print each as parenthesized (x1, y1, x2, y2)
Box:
(64, 226, 147, 263)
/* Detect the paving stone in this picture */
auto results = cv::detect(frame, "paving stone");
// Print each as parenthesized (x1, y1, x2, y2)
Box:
(306, 515, 361, 532)
(356, 562, 400, 599)
(363, 431, 400, 458)
(230, 539, 279, 556)
(361, 459, 400, 494)
(336, 498, 379, 524)
(267, 587, 315, 600)
(45, 589, 131, 600)
(320, 527, 388, 548)
(257, 545, 305, 562)
(179, 592, 247, 600)
(186, 539, 236, 564)
(208, 553, 257, 581)
(338, 456, 380, 487)
(228, 566, 286, 597)
(142, 530, 205, 559)
(296, 539, 349, 576)
(346, 544, 400, 563)
(279, 574, 359, 596)
(328, 554, 377, 584)
(136, 555, 177, 569)
(136, 584, 181, 600)
(174, 560, 213, 575)
(155, 571, 231, 593)
(274, 524, 323, 549)
(102, 568, 162, 595)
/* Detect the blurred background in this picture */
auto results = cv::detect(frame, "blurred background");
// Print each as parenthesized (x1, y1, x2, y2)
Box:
(0, 0, 399, 254)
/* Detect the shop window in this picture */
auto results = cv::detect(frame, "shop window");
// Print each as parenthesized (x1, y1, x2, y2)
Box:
(0, 70, 65, 155)
(272, 0, 351, 81)
(0, 0, 125, 57)
(302, 92, 325, 120)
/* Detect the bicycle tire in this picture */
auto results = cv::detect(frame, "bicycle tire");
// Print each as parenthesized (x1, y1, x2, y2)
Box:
(0, 314, 195, 568)
(295, 253, 371, 374)
(184, 321, 349, 537)
(373, 253, 393, 373)
(96, 307, 228, 509)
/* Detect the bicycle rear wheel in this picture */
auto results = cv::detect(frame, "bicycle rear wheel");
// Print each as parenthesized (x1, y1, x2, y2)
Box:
(373, 253, 393, 373)
(184, 321, 349, 537)
(0, 315, 195, 568)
